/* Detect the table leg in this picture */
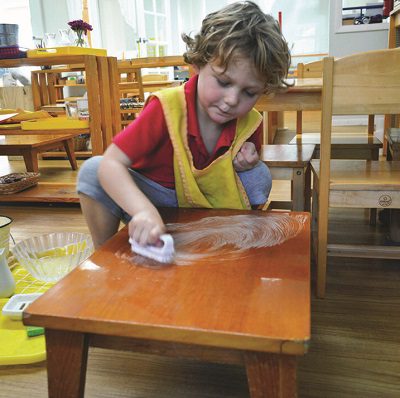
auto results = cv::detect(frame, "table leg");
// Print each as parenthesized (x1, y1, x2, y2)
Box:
(389, 209, 400, 243)
(45, 329, 89, 398)
(292, 168, 305, 211)
(22, 150, 39, 172)
(296, 111, 303, 135)
(304, 165, 312, 212)
(62, 139, 78, 170)
(386, 138, 393, 160)
(244, 352, 297, 398)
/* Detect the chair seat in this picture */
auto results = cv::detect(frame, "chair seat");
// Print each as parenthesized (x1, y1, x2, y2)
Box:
(311, 159, 400, 208)
(290, 133, 382, 146)
(290, 134, 382, 160)
(261, 144, 315, 166)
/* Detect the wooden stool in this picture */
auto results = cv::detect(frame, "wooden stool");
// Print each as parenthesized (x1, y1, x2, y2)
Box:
(261, 144, 315, 211)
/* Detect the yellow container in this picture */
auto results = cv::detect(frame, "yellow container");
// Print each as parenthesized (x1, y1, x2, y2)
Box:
(21, 116, 89, 130)
(27, 46, 107, 58)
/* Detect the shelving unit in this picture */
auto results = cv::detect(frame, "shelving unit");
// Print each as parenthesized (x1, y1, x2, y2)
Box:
(30, 68, 89, 158)
(0, 55, 121, 156)
(31, 69, 87, 106)
(115, 55, 191, 128)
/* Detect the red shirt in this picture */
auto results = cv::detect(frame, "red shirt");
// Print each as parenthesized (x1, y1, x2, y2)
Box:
(113, 75, 262, 188)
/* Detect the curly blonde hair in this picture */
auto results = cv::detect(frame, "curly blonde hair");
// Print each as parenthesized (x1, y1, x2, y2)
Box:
(182, 1, 291, 93)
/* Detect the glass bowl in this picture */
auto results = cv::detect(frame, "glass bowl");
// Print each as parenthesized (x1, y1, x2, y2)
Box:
(12, 232, 94, 282)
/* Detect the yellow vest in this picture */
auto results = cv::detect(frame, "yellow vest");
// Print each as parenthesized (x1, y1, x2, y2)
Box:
(152, 85, 262, 210)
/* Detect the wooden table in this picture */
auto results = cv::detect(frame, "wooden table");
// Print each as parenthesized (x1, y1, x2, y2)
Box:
(0, 134, 79, 172)
(256, 78, 322, 144)
(261, 144, 315, 211)
(24, 208, 310, 398)
(289, 133, 383, 160)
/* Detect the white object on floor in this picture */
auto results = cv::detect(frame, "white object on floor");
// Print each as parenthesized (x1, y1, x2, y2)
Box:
(129, 234, 175, 263)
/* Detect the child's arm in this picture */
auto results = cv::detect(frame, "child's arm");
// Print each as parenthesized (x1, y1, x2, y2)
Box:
(98, 143, 166, 246)
(233, 142, 259, 172)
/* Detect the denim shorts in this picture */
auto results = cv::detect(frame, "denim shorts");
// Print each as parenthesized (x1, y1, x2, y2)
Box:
(77, 156, 272, 223)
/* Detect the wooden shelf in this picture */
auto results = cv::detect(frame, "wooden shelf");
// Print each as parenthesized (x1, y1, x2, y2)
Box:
(0, 128, 89, 135)
(0, 55, 93, 68)
(40, 150, 91, 159)
(0, 182, 79, 203)
(120, 108, 142, 114)
(54, 84, 87, 88)
(5, 54, 122, 155)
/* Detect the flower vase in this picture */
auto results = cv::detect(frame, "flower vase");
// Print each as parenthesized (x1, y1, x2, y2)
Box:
(75, 30, 86, 47)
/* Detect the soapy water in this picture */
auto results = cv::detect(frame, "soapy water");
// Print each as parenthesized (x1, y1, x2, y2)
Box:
(120, 213, 307, 267)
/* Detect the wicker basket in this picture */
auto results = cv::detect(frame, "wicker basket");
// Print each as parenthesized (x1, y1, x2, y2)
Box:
(0, 172, 40, 195)
(74, 134, 89, 151)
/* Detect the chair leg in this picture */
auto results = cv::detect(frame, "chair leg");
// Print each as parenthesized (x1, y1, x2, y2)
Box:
(369, 208, 377, 225)
(316, 239, 328, 298)
(316, 197, 329, 299)
(389, 209, 400, 243)
(296, 111, 302, 135)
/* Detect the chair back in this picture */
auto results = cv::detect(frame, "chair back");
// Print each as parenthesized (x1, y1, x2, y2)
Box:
(319, 48, 400, 202)
(297, 59, 323, 78)
(327, 49, 400, 116)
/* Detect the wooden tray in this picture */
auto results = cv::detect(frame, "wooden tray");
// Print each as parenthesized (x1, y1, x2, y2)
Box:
(27, 47, 107, 58)
(21, 117, 89, 130)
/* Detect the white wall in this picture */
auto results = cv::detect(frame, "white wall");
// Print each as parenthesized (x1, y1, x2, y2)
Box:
(29, 0, 69, 39)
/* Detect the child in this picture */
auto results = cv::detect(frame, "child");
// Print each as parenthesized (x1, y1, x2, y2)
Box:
(77, 1, 291, 248)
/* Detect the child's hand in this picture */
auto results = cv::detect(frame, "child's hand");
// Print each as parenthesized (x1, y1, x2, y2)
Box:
(233, 142, 259, 171)
(128, 209, 166, 247)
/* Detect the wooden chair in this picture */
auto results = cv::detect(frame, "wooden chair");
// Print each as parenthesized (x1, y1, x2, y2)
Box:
(296, 59, 375, 137)
(311, 48, 400, 298)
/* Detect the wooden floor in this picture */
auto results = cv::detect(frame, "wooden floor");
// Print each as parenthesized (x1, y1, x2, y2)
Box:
(0, 112, 399, 397)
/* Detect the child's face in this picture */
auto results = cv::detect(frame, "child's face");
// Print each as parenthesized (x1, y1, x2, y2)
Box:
(195, 57, 264, 125)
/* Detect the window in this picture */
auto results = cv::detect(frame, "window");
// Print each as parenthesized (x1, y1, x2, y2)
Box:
(136, 0, 171, 57)
(0, 0, 33, 48)
(334, 0, 390, 33)
(95, 0, 170, 59)
(262, 0, 329, 67)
